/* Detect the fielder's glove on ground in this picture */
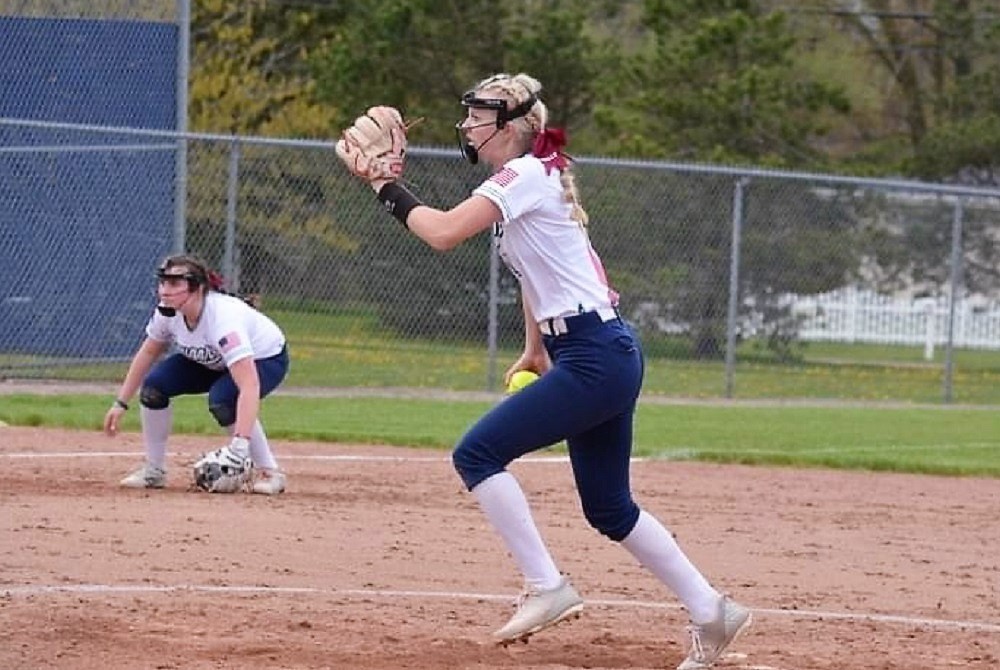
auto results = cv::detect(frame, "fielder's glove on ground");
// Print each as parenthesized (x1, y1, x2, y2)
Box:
(335, 106, 408, 183)
(192, 438, 251, 493)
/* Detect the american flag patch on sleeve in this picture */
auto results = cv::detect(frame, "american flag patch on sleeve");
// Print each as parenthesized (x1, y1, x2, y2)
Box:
(489, 167, 518, 187)
(218, 332, 242, 354)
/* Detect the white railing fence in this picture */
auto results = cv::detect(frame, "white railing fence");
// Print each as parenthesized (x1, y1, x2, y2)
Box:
(791, 286, 1000, 359)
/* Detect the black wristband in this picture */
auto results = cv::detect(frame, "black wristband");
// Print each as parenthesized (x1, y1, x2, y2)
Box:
(113, 398, 129, 411)
(376, 182, 422, 228)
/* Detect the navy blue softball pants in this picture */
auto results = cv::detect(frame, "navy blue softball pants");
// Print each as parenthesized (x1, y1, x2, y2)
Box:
(142, 345, 289, 426)
(453, 316, 644, 542)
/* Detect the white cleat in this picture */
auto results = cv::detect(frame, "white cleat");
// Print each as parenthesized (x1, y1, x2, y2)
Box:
(677, 596, 752, 670)
(251, 468, 287, 495)
(119, 463, 166, 489)
(493, 578, 584, 645)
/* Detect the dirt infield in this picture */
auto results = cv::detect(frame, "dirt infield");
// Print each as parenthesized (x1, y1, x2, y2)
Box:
(1, 426, 997, 670)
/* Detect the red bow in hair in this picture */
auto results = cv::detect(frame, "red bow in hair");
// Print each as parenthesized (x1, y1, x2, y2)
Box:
(207, 270, 226, 291)
(531, 127, 571, 174)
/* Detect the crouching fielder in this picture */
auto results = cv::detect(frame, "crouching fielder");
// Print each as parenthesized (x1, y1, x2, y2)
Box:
(103, 254, 289, 495)
(336, 73, 751, 669)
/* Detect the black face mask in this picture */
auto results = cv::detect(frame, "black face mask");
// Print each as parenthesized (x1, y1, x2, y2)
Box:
(454, 121, 501, 165)
(454, 90, 537, 164)
(155, 268, 203, 316)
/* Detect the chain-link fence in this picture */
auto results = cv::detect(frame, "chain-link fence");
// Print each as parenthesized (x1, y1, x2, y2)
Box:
(4, 1, 1000, 403)
(3, 118, 1000, 402)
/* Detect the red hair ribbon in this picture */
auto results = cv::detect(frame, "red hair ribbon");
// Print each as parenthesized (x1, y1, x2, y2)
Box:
(531, 127, 571, 174)
(207, 270, 226, 291)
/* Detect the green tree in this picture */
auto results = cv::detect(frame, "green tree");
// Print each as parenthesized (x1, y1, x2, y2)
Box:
(828, 0, 1000, 183)
(831, 1, 1000, 299)
(189, 0, 346, 137)
(910, 1, 1000, 185)
(310, 0, 511, 141)
(594, 0, 850, 167)
(186, 1, 369, 307)
(309, 0, 614, 146)
(585, 1, 854, 357)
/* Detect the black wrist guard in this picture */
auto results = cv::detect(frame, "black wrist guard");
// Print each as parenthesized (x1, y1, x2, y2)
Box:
(376, 182, 422, 228)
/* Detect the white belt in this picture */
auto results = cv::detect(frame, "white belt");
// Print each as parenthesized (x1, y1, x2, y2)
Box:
(538, 307, 619, 337)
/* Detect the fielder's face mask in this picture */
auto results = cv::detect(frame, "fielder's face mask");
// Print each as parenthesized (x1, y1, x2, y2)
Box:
(455, 90, 537, 164)
(155, 261, 206, 316)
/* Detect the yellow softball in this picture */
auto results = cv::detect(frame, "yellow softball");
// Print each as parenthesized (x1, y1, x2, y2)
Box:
(506, 370, 540, 394)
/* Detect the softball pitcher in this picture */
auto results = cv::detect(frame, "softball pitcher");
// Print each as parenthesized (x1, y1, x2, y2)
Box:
(336, 73, 751, 669)
(103, 254, 289, 495)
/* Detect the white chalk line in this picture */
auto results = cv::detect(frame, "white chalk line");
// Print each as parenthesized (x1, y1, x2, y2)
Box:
(1, 451, 654, 464)
(659, 441, 1000, 457)
(0, 450, 590, 463)
(2, 583, 997, 634)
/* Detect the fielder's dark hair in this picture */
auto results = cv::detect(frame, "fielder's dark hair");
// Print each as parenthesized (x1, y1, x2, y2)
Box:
(157, 254, 217, 291)
(156, 254, 261, 310)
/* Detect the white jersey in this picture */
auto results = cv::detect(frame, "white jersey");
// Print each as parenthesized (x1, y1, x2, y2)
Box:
(473, 154, 618, 321)
(145, 292, 286, 371)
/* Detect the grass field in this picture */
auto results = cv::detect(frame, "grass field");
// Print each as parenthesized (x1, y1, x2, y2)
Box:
(2, 392, 998, 478)
(3, 307, 1000, 479)
(4, 306, 1000, 403)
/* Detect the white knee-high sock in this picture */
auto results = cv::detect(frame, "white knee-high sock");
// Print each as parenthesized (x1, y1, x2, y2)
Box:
(247, 420, 278, 469)
(140, 406, 172, 469)
(472, 472, 563, 591)
(621, 510, 721, 624)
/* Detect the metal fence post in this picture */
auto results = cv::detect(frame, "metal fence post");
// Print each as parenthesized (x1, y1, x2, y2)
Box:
(724, 178, 747, 399)
(486, 237, 500, 392)
(172, 0, 190, 253)
(223, 139, 241, 290)
(943, 197, 964, 403)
